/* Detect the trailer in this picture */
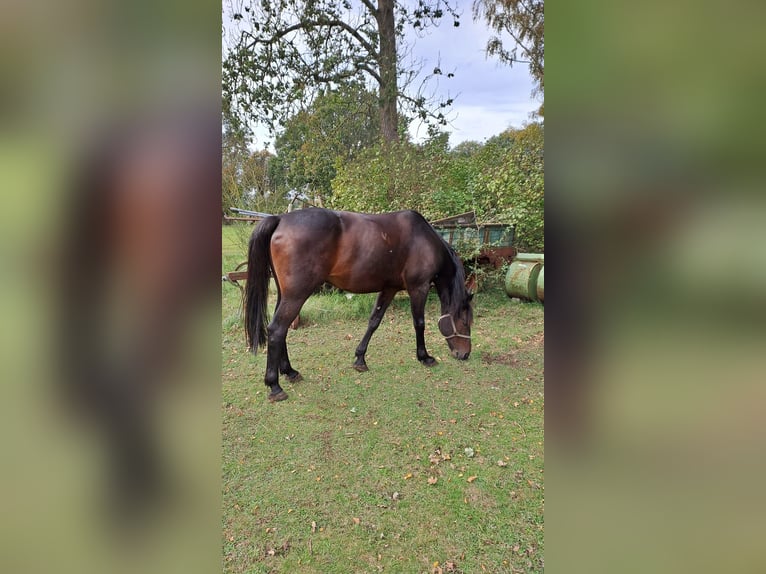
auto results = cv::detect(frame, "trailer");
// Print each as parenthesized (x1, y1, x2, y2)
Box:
(431, 211, 516, 266)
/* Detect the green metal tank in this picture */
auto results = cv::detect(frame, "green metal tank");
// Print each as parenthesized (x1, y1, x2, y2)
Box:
(505, 254, 544, 301)
(536, 265, 544, 302)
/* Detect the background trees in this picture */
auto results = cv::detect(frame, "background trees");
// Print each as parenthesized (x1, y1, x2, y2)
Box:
(270, 83, 382, 205)
(222, 0, 544, 252)
(223, 0, 459, 143)
(472, 0, 545, 97)
(222, 120, 276, 217)
(331, 122, 544, 251)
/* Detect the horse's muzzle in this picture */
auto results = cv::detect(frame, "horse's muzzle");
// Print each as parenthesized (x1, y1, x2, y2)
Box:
(452, 350, 470, 360)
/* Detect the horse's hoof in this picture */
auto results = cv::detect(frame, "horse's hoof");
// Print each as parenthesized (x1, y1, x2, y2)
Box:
(285, 371, 303, 383)
(420, 357, 437, 367)
(353, 363, 369, 373)
(268, 390, 289, 402)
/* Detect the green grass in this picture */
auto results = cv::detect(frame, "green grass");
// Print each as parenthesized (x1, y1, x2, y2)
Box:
(222, 224, 544, 573)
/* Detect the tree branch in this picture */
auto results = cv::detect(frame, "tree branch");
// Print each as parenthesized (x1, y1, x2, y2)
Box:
(246, 17, 378, 59)
(359, 0, 378, 17)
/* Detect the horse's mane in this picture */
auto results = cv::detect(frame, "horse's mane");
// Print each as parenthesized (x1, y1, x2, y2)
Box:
(410, 210, 471, 317)
(431, 231, 470, 317)
(444, 241, 469, 313)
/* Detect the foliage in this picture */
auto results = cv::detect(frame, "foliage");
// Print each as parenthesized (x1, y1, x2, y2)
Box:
(223, 0, 460, 142)
(222, 120, 279, 216)
(475, 123, 544, 251)
(271, 83, 381, 205)
(331, 122, 544, 251)
(329, 140, 429, 213)
(330, 133, 475, 219)
(472, 0, 544, 98)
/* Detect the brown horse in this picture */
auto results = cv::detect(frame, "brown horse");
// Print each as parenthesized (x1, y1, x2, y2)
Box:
(244, 208, 473, 402)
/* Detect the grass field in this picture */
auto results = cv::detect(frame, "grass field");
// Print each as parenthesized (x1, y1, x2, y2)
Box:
(221, 224, 544, 573)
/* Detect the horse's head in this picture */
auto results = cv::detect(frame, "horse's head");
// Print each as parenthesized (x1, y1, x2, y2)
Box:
(438, 292, 473, 360)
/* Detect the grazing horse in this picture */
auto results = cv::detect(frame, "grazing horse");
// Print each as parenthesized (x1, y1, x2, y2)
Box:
(244, 208, 474, 402)
(58, 111, 220, 518)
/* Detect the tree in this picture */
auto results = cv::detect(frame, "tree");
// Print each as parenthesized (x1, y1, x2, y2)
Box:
(223, 0, 460, 143)
(222, 118, 276, 216)
(331, 123, 544, 251)
(474, 122, 544, 250)
(273, 83, 382, 203)
(330, 131, 475, 219)
(472, 0, 544, 96)
(222, 118, 249, 216)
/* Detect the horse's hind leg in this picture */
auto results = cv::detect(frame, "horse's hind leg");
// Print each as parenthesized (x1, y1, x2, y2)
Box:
(265, 296, 308, 401)
(353, 288, 397, 372)
(272, 287, 302, 382)
(279, 337, 302, 382)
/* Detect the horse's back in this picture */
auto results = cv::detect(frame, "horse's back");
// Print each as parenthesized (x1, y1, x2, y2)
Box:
(269, 209, 438, 293)
(334, 210, 443, 291)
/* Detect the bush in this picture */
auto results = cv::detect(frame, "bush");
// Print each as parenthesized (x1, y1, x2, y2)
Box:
(330, 123, 544, 251)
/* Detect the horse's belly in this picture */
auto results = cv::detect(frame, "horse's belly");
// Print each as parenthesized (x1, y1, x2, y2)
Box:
(328, 259, 404, 294)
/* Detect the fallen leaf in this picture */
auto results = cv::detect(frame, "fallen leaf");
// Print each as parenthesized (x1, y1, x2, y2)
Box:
(467, 475, 478, 483)
(404, 472, 413, 480)
(428, 476, 438, 485)
(497, 460, 508, 467)
(311, 521, 317, 533)
(352, 517, 361, 525)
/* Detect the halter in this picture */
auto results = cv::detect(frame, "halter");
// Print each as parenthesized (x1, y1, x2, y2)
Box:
(438, 314, 471, 340)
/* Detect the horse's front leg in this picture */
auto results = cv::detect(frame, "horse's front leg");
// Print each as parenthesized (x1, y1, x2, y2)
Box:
(353, 288, 397, 372)
(408, 285, 436, 367)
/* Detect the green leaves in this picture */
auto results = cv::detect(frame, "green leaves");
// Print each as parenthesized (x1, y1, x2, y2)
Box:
(330, 122, 544, 252)
(273, 84, 381, 204)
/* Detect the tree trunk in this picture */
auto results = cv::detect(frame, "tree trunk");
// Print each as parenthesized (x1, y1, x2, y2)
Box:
(377, 0, 399, 143)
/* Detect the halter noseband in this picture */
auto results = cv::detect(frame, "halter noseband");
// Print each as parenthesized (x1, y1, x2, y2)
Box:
(438, 314, 471, 340)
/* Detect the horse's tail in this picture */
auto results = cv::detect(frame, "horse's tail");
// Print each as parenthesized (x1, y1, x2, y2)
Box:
(244, 215, 281, 351)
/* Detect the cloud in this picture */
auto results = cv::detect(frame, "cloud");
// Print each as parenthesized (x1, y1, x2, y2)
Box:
(404, 8, 540, 146)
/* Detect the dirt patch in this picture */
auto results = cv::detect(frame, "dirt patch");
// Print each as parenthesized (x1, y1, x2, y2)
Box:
(481, 351, 519, 366)
(464, 484, 499, 512)
(314, 429, 334, 459)
(525, 331, 544, 350)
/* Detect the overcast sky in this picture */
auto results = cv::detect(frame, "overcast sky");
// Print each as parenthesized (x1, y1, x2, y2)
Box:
(403, 8, 540, 147)
(227, 1, 541, 150)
